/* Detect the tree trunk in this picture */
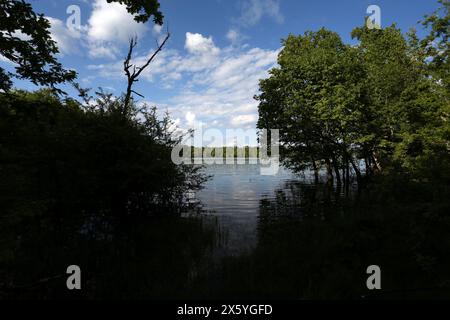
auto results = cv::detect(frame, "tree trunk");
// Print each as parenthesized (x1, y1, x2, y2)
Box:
(332, 157, 341, 186)
(364, 157, 371, 176)
(311, 158, 319, 183)
(325, 158, 334, 183)
(349, 157, 362, 182)
(371, 152, 382, 173)
(345, 159, 350, 195)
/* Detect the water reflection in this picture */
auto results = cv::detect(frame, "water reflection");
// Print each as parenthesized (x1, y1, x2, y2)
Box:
(192, 163, 300, 254)
(2, 164, 450, 299)
(190, 164, 450, 299)
(214, 176, 450, 299)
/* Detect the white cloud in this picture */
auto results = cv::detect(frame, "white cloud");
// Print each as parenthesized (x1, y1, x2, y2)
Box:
(185, 111, 196, 126)
(87, 32, 222, 81)
(87, 0, 148, 58)
(226, 29, 242, 45)
(88, 32, 280, 133)
(237, 0, 284, 27)
(162, 44, 279, 131)
(0, 54, 14, 65)
(152, 24, 163, 36)
(47, 17, 82, 55)
(43, 0, 149, 59)
(231, 114, 258, 126)
(11, 30, 32, 41)
(185, 32, 220, 55)
(87, 0, 146, 42)
(88, 44, 119, 59)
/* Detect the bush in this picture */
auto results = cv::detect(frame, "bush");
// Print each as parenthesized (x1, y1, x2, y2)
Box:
(0, 89, 205, 219)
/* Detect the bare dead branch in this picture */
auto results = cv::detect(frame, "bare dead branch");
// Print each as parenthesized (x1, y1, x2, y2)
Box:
(131, 90, 145, 98)
(123, 32, 171, 115)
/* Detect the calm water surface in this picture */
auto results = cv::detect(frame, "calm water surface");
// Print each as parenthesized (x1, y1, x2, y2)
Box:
(4, 162, 449, 299)
(189, 163, 309, 254)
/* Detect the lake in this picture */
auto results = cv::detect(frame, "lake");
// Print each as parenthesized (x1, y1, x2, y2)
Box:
(188, 163, 301, 254)
(3, 161, 449, 299)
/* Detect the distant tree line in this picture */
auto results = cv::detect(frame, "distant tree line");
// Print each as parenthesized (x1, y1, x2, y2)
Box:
(185, 146, 261, 159)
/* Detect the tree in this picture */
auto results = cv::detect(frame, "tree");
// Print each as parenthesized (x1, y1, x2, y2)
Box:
(421, 0, 450, 89)
(0, 89, 205, 218)
(257, 2, 450, 186)
(351, 25, 421, 174)
(123, 33, 170, 114)
(256, 29, 366, 184)
(107, 0, 163, 24)
(0, 0, 76, 92)
(0, 0, 163, 92)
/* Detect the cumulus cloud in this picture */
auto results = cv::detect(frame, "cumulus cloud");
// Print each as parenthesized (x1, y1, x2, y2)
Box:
(161, 38, 279, 131)
(87, 33, 222, 82)
(87, 0, 148, 58)
(87, 31, 279, 134)
(185, 32, 220, 55)
(3, 1, 280, 143)
(87, 0, 147, 42)
(46, 0, 150, 59)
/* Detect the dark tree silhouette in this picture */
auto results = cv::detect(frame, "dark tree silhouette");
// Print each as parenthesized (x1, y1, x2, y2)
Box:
(0, 0, 76, 91)
(108, 0, 164, 24)
(0, 0, 164, 92)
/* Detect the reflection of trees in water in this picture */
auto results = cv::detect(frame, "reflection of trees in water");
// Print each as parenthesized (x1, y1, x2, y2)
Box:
(259, 182, 346, 224)
(245, 182, 450, 299)
(3, 181, 450, 299)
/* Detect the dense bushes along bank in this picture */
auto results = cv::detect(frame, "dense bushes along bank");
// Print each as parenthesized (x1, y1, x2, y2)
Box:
(0, 90, 205, 220)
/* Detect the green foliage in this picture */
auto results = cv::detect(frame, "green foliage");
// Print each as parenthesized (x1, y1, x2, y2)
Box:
(257, 28, 367, 181)
(257, 1, 450, 185)
(107, 0, 163, 24)
(0, 0, 76, 91)
(421, 0, 450, 89)
(0, 0, 164, 92)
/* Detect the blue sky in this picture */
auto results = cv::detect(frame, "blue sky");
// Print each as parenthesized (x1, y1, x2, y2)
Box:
(1, 0, 441, 146)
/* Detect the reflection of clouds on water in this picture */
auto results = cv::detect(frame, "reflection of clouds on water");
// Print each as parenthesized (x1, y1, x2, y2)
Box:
(192, 163, 299, 254)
